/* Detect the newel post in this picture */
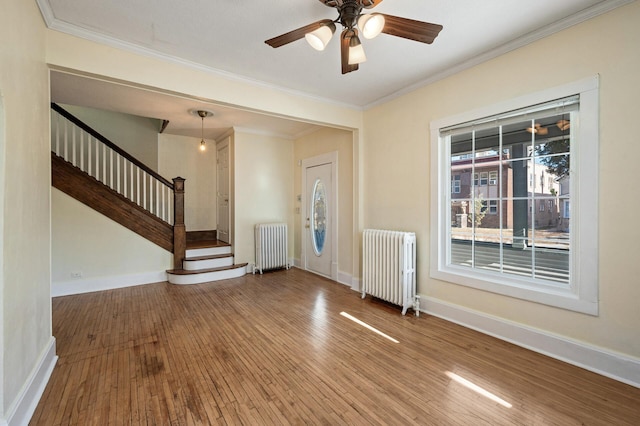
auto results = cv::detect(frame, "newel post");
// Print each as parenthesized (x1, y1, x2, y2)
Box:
(173, 177, 186, 269)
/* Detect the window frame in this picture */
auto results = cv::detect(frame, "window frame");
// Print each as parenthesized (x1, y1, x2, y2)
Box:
(430, 76, 599, 315)
(489, 171, 498, 185)
(488, 199, 498, 215)
(479, 172, 488, 186)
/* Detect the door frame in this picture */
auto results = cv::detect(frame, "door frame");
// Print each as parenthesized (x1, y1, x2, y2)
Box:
(216, 136, 231, 244)
(301, 151, 338, 281)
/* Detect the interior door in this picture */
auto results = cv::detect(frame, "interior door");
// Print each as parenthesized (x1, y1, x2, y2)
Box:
(216, 141, 230, 243)
(304, 162, 333, 277)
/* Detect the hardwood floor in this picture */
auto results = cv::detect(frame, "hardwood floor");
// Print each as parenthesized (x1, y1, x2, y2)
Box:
(32, 268, 640, 425)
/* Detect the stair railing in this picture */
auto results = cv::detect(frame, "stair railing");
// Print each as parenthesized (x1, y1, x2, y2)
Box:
(51, 103, 175, 224)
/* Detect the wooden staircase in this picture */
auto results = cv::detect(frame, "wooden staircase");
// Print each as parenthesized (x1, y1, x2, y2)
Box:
(51, 103, 247, 286)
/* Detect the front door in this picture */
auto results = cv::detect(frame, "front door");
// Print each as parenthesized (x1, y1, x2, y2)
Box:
(303, 160, 334, 278)
(216, 140, 230, 243)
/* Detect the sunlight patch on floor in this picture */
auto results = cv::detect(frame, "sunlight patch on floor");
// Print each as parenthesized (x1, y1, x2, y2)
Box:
(340, 312, 399, 343)
(446, 371, 512, 408)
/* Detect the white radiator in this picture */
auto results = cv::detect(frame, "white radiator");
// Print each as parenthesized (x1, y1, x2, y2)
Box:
(362, 229, 418, 316)
(254, 223, 290, 274)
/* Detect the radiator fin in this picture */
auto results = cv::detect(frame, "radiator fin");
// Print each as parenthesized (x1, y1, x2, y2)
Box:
(362, 229, 417, 315)
(255, 223, 289, 274)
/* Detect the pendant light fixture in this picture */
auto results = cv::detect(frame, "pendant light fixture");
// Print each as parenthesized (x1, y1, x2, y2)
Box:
(198, 110, 207, 151)
(191, 109, 214, 152)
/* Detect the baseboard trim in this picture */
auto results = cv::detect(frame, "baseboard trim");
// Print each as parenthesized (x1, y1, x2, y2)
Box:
(423, 296, 640, 389)
(351, 277, 361, 292)
(291, 259, 352, 287)
(52, 270, 167, 297)
(337, 270, 352, 287)
(4, 337, 57, 426)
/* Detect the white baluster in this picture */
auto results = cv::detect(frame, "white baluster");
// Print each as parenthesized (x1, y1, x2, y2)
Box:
(102, 144, 106, 184)
(169, 189, 174, 224)
(117, 154, 121, 194)
(80, 131, 84, 172)
(156, 180, 160, 216)
(130, 163, 134, 201)
(136, 168, 140, 206)
(161, 185, 166, 221)
(123, 159, 127, 199)
(55, 112, 60, 155)
(143, 172, 147, 210)
(149, 178, 154, 214)
(63, 120, 68, 160)
(96, 137, 101, 181)
(88, 136, 92, 176)
(109, 150, 113, 189)
(72, 125, 76, 166)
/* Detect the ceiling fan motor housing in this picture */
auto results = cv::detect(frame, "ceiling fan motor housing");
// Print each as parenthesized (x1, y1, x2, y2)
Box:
(339, 0, 363, 29)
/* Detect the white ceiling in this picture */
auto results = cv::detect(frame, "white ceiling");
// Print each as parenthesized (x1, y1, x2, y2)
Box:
(39, 0, 630, 139)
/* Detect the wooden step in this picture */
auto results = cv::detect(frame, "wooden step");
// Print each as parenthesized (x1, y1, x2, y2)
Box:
(185, 242, 231, 258)
(183, 253, 234, 270)
(186, 239, 228, 249)
(167, 263, 248, 285)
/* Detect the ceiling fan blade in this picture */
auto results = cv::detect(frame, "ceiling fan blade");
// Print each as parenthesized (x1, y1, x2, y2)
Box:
(319, 0, 341, 7)
(340, 29, 359, 74)
(380, 14, 443, 44)
(361, 0, 383, 9)
(265, 19, 334, 48)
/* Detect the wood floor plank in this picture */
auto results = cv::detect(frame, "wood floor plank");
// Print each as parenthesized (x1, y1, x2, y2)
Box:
(32, 268, 640, 425)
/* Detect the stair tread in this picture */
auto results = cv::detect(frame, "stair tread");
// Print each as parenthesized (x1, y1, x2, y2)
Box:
(185, 253, 234, 261)
(167, 263, 248, 275)
(186, 239, 230, 250)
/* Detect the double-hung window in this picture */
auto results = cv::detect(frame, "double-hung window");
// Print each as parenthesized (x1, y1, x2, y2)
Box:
(452, 175, 461, 193)
(430, 77, 599, 314)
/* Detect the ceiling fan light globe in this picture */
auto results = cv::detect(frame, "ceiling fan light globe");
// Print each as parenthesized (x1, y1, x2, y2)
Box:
(305, 23, 336, 51)
(349, 41, 367, 65)
(358, 13, 385, 39)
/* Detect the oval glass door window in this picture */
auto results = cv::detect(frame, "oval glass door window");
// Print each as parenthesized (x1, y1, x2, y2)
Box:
(311, 179, 327, 256)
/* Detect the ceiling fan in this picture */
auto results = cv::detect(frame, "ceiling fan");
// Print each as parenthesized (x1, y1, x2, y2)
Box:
(265, 0, 443, 74)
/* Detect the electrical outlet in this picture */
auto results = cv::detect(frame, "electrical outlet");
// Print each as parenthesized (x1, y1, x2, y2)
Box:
(71, 271, 83, 279)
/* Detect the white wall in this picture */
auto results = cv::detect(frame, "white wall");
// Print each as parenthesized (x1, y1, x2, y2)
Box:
(363, 2, 640, 362)
(294, 127, 354, 283)
(0, 0, 53, 422)
(51, 189, 173, 296)
(60, 104, 161, 170)
(158, 134, 216, 231)
(233, 131, 294, 265)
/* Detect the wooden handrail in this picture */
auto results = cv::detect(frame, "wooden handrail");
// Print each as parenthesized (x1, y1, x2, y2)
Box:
(51, 103, 174, 189)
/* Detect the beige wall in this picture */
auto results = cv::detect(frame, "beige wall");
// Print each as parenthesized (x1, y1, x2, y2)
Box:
(294, 127, 354, 282)
(0, 0, 52, 419)
(51, 189, 172, 291)
(60, 104, 162, 171)
(45, 32, 363, 132)
(363, 2, 640, 359)
(158, 134, 217, 231)
(233, 131, 294, 265)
